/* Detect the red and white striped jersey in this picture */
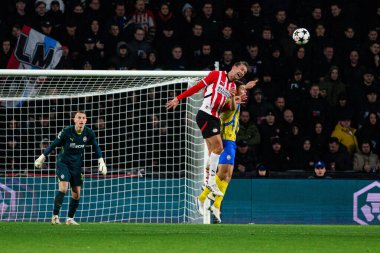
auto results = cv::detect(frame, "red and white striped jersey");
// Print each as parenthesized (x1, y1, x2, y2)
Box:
(199, 70, 236, 118)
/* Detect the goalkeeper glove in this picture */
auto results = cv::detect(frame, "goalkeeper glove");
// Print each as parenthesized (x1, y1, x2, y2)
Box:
(98, 158, 107, 175)
(35, 154, 46, 169)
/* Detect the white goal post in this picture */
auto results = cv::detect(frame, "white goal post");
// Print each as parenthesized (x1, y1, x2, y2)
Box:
(0, 69, 210, 223)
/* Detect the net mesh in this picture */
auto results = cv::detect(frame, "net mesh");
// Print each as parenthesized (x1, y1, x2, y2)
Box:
(0, 70, 207, 223)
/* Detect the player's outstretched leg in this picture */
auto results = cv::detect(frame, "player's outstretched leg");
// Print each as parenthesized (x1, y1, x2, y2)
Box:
(206, 152, 223, 196)
(209, 205, 221, 223)
(51, 215, 61, 225)
(195, 197, 204, 216)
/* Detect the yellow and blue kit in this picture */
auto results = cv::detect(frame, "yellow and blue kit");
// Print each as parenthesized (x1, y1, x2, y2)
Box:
(219, 104, 240, 165)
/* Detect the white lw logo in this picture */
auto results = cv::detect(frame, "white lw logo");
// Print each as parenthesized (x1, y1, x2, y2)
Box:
(353, 181, 380, 225)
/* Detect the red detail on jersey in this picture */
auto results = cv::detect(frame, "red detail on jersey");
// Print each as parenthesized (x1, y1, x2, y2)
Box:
(200, 121, 208, 132)
(199, 71, 236, 118)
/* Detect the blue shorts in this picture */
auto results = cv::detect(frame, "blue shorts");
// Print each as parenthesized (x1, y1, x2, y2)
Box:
(219, 140, 237, 165)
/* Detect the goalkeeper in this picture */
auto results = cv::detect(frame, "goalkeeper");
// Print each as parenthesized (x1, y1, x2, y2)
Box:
(34, 111, 107, 225)
(196, 80, 257, 223)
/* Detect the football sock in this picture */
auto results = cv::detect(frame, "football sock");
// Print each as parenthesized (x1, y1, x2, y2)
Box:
(214, 175, 228, 210)
(199, 187, 211, 202)
(53, 191, 65, 215)
(68, 198, 80, 218)
(208, 152, 220, 182)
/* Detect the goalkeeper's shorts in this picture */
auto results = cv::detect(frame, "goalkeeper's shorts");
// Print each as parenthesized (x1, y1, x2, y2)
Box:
(219, 140, 236, 165)
(56, 162, 84, 187)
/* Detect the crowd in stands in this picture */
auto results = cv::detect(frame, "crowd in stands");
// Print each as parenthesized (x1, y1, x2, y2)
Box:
(1, 0, 380, 178)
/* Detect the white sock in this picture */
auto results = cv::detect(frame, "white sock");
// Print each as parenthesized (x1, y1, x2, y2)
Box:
(208, 152, 220, 183)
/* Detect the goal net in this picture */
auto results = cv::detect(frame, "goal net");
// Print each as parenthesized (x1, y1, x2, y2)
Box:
(0, 69, 209, 223)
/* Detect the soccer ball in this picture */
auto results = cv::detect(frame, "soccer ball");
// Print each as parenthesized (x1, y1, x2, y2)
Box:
(292, 28, 310, 45)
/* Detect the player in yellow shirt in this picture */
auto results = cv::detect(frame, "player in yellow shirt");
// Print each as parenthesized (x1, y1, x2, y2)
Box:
(196, 80, 257, 223)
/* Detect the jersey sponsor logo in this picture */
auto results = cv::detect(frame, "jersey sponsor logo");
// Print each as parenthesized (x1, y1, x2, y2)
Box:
(83, 136, 87, 142)
(70, 143, 85, 148)
(216, 85, 231, 98)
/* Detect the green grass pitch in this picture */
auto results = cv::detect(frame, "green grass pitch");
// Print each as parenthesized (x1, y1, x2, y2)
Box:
(0, 223, 379, 253)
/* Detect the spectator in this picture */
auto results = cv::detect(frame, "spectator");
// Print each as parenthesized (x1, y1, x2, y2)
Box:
(214, 23, 242, 59)
(341, 50, 365, 90)
(319, 65, 346, 107)
(273, 95, 286, 124)
(270, 9, 288, 40)
(106, 1, 133, 40)
(191, 42, 215, 70)
(47, 0, 64, 29)
(255, 162, 269, 178)
(312, 45, 340, 82)
(177, 3, 196, 41)
(304, 6, 325, 32)
(330, 93, 355, 128)
(219, 49, 234, 72)
(8, 0, 29, 28)
(248, 87, 274, 125)
(353, 141, 380, 173)
(263, 48, 287, 95)
(242, 1, 264, 43)
(221, 4, 242, 42)
(236, 110, 261, 153)
(65, 2, 86, 34)
(234, 140, 256, 176)
(339, 26, 361, 59)
(244, 44, 263, 80)
(154, 23, 179, 65)
(285, 69, 308, 114)
(84, 19, 105, 55)
(357, 88, 380, 126)
(293, 137, 319, 171)
(301, 84, 329, 129)
(127, 27, 152, 63)
(257, 70, 281, 102)
(131, 0, 156, 42)
(323, 137, 352, 171)
(109, 42, 135, 70)
(331, 113, 358, 155)
(308, 161, 332, 179)
(29, 1, 48, 30)
(155, 2, 177, 36)
(279, 21, 297, 58)
(310, 121, 329, 157)
(183, 22, 205, 60)
(0, 39, 12, 69)
(287, 46, 312, 83)
(196, 1, 220, 42)
(138, 50, 162, 70)
(102, 23, 122, 59)
(165, 44, 187, 70)
(77, 37, 102, 69)
(59, 21, 81, 62)
(84, 0, 106, 26)
(356, 112, 380, 154)
(259, 110, 281, 154)
(263, 137, 290, 172)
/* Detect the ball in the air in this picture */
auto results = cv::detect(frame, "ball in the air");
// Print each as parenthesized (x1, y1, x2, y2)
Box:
(292, 28, 310, 45)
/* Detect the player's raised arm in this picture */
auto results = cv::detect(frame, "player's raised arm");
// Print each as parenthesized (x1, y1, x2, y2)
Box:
(89, 129, 107, 175)
(244, 79, 258, 90)
(166, 71, 216, 110)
